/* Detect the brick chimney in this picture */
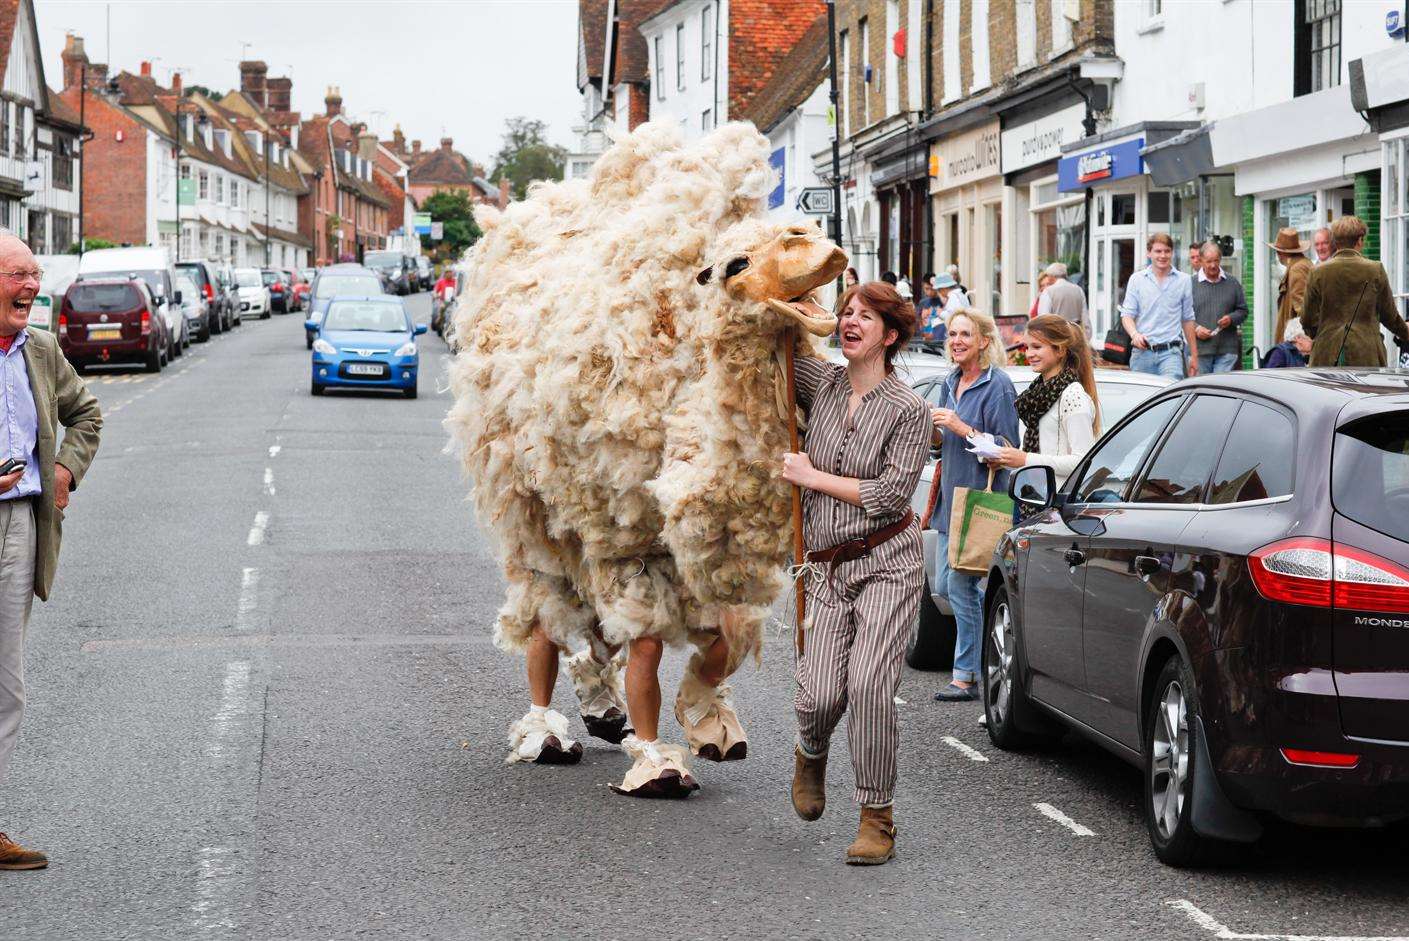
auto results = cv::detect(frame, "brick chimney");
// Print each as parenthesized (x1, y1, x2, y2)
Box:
(61, 34, 88, 91)
(139, 60, 151, 77)
(266, 76, 291, 112)
(412, 139, 421, 155)
(172, 71, 183, 96)
(240, 60, 268, 108)
(324, 85, 342, 117)
(498, 177, 511, 207)
(440, 136, 453, 152)
(392, 125, 405, 154)
(358, 130, 377, 161)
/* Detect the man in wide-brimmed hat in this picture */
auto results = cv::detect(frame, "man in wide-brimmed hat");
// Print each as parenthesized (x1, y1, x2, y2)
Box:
(1269, 227, 1312, 351)
(1301, 215, 1409, 367)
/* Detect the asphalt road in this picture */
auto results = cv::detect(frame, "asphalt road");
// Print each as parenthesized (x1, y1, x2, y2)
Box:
(3, 293, 1407, 940)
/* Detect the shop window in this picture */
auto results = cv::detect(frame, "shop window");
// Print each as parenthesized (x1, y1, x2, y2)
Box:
(1295, 0, 1340, 96)
(1110, 193, 1136, 227)
(1265, 192, 1317, 343)
(1032, 182, 1085, 291)
(987, 202, 1003, 313)
(1384, 139, 1409, 327)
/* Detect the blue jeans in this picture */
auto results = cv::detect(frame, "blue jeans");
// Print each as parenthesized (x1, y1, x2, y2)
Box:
(1198, 352, 1239, 375)
(934, 532, 985, 684)
(1130, 345, 1186, 379)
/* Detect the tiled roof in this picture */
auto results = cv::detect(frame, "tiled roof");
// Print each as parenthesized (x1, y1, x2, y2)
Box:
(0, 2, 19, 98)
(43, 85, 82, 128)
(579, 0, 607, 83)
(737, 12, 827, 133)
(727, 0, 826, 118)
(616, 1, 672, 83)
(206, 98, 309, 195)
(409, 147, 474, 187)
(253, 222, 312, 250)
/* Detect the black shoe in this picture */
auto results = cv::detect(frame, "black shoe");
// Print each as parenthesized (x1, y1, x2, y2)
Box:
(934, 683, 979, 702)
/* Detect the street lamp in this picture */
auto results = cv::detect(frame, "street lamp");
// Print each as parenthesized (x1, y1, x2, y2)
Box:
(171, 97, 208, 264)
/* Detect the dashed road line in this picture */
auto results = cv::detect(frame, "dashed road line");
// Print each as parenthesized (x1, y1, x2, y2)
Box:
(262, 467, 275, 496)
(267, 444, 281, 458)
(1032, 802, 1095, 836)
(1166, 900, 1409, 941)
(942, 735, 989, 763)
(234, 568, 259, 632)
(246, 511, 269, 547)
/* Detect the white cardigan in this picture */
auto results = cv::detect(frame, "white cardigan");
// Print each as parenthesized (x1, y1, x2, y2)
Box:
(1025, 383, 1097, 485)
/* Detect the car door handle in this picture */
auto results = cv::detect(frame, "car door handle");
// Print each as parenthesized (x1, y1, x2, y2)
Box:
(1134, 555, 1162, 577)
(1063, 547, 1086, 566)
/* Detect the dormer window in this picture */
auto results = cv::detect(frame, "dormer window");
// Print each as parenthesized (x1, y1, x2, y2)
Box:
(202, 124, 213, 150)
(214, 128, 231, 157)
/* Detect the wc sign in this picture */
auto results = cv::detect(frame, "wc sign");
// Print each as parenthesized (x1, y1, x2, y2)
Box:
(1058, 137, 1145, 192)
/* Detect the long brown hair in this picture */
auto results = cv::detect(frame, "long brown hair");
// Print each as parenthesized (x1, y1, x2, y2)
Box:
(1026, 315, 1101, 435)
(837, 281, 915, 373)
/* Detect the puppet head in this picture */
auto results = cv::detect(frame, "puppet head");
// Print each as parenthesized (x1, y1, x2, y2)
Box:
(696, 221, 847, 336)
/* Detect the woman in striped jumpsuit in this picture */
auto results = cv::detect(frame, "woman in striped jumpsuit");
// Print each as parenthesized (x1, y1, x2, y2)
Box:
(780, 281, 930, 866)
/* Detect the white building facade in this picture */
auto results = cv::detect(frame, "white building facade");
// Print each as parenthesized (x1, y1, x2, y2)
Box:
(642, 0, 726, 137)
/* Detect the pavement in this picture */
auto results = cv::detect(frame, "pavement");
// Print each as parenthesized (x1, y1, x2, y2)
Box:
(3, 293, 1407, 940)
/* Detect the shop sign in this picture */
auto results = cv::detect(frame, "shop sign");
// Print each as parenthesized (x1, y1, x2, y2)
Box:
(930, 120, 1001, 191)
(1058, 137, 1145, 192)
(1277, 194, 1317, 230)
(1000, 103, 1087, 174)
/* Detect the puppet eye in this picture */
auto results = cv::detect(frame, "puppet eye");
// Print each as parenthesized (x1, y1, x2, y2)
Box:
(695, 266, 714, 285)
(724, 256, 750, 279)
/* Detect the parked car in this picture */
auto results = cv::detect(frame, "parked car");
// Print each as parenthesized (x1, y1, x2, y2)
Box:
(307, 296, 425, 398)
(58, 278, 169, 372)
(985, 368, 1409, 865)
(34, 254, 81, 334)
(213, 263, 242, 328)
(233, 267, 271, 319)
(176, 259, 231, 334)
(362, 250, 413, 295)
(413, 255, 433, 291)
(900, 366, 1175, 670)
(77, 245, 187, 358)
(305, 265, 384, 348)
(263, 267, 294, 314)
(174, 272, 212, 342)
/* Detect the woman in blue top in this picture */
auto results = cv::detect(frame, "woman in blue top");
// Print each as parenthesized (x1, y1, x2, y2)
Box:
(928, 309, 1020, 702)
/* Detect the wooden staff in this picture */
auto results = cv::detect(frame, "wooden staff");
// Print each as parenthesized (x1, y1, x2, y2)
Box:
(784, 328, 806, 655)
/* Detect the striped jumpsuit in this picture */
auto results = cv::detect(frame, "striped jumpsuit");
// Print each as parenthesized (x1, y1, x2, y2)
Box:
(792, 357, 929, 807)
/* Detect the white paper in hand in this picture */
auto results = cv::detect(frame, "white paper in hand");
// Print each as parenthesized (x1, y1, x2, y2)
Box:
(965, 432, 1005, 461)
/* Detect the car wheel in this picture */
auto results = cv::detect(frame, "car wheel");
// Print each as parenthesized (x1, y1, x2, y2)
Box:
(403, 384, 418, 399)
(261, 311, 271, 320)
(1144, 656, 1218, 867)
(310, 380, 325, 396)
(198, 321, 211, 342)
(905, 573, 956, 671)
(305, 336, 313, 350)
(982, 586, 1039, 749)
(145, 343, 162, 373)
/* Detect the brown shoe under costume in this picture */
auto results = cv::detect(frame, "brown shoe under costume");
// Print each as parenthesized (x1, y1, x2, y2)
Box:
(791, 747, 827, 821)
(845, 805, 896, 865)
(0, 832, 48, 870)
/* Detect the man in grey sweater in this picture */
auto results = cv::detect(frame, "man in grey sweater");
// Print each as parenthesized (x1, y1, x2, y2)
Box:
(1191, 242, 1248, 374)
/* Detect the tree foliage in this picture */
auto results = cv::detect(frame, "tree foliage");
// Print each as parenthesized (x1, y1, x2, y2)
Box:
(489, 117, 566, 201)
(421, 188, 482, 263)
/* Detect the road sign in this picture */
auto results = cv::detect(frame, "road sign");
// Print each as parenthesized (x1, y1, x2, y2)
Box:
(413, 212, 432, 235)
(797, 187, 835, 215)
(430, 222, 444, 240)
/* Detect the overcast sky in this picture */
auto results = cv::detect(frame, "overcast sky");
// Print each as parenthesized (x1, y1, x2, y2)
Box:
(35, 0, 584, 167)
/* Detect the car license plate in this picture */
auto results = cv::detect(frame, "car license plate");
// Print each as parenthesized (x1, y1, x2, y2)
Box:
(88, 325, 121, 340)
(347, 363, 384, 376)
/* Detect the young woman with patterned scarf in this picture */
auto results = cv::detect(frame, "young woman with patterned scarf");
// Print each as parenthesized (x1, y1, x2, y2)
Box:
(991, 315, 1101, 486)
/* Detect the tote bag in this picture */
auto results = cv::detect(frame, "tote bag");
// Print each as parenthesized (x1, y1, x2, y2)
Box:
(947, 464, 1015, 575)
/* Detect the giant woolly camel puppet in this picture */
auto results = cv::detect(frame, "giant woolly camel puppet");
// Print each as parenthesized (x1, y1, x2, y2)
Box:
(446, 122, 845, 797)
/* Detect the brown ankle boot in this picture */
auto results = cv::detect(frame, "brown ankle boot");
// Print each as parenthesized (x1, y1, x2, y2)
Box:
(791, 747, 827, 821)
(845, 805, 896, 865)
(0, 832, 48, 870)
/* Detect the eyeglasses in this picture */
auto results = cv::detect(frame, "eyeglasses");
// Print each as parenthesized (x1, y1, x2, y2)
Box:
(0, 268, 42, 282)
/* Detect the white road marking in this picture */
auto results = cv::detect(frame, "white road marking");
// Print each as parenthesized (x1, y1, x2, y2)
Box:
(942, 735, 989, 762)
(246, 511, 269, 546)
(205, 661, 250, 760)
(1032, 802, 1095, 836)
(192, 660, 252, 931)
(267, 444, 281, 458)
(234, 567, 259, 631)
(262, 467, 275, 496)
(1166, 900, 1409, 941)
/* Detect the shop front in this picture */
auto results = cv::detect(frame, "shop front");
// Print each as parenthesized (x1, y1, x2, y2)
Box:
(999, 99, 1088, 315)
(929, 119, 1003, 313)
(1058, 121, 1199, 338)
(858, 120, 931, 286)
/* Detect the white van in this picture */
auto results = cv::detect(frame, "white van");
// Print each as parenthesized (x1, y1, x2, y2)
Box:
(77, 246, 188, 355)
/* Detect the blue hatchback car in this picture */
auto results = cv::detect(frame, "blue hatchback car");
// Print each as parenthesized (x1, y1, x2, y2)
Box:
(307, 296, 426, 398)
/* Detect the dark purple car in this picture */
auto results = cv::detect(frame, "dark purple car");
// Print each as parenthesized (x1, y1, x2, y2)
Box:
(985, 368, 1409, 866)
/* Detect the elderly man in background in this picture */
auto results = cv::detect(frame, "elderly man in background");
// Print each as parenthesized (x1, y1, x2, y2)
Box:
(1270, 227, 1312, 351)
(1302, 215, 1409, 367)
(0, 232, 102, 871)
(1191, 242, 1248, 374)
(1312, 227, 1333, 265)
(1035, 261, 1088, 336)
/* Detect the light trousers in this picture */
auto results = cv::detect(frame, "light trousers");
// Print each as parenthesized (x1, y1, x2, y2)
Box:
(0, 498, 36, 789)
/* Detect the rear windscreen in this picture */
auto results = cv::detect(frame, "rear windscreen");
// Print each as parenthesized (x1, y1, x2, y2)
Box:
(1333, 411, 1409, 544)
(68, 284, 138, 313)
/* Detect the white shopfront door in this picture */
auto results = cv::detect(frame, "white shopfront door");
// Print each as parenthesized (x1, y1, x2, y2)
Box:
(1089, 186, 1141, 337)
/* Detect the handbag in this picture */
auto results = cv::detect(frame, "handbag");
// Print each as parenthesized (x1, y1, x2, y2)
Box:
(948, 463, 1016, 575)
(1102, 321, 1132, 366)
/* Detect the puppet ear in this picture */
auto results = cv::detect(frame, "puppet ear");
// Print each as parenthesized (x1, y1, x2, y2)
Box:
(695, 266, 714, 286)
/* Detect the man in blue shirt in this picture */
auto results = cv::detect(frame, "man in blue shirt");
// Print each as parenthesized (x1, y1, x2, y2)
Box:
(1120, 232, 1199, 378)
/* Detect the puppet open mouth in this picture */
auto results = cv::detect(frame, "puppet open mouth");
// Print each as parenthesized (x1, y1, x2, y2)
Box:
(765, 295, 837, 336)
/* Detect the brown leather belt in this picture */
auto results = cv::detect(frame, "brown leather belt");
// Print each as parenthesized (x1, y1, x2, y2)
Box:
(806, 510, 915, 568)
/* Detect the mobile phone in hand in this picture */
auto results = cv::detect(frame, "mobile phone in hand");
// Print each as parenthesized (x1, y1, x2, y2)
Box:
(0, 457, 24, 476)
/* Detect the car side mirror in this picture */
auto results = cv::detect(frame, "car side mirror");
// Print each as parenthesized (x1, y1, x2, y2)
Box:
(304, 319, 318, 333)
(414, 323, 428, 336)
(173, 290, 183, 304)
(1009, 464, 1058, 514)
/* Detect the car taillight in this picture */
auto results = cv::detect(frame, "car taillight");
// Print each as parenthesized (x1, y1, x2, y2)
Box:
(57, 311, 67, 338)
(274, 281, 284, 291)
(1249, 537, 1409, 613)
(204, 283, 215, 301)
(1280, 748, 1360, 769)
(140, 309, 151, 334)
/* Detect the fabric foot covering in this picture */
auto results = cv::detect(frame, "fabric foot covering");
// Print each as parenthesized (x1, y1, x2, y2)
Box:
(845, 806, 896, 865)
(674, 657, 748, 762)
(565, 649, 632, 744)
(791, 747, 827, 821)
(505, 708, 584, 765)
(0, 832, 47, 870)
(609, 736, 698, 798)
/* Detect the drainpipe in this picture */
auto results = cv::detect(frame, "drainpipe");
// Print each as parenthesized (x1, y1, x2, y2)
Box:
(826, 0, 842, 252)
(713, 0, 721, 124)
